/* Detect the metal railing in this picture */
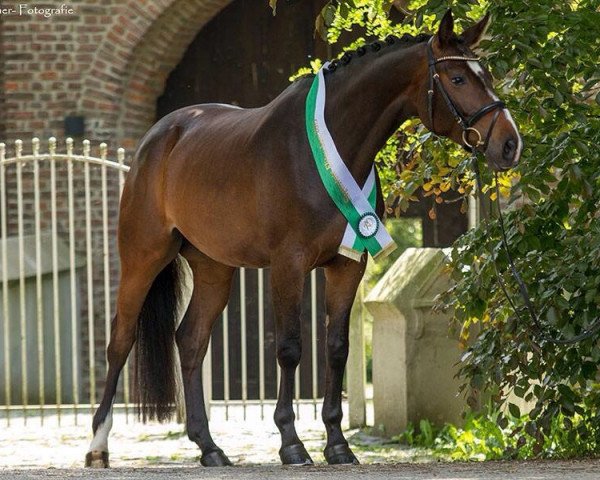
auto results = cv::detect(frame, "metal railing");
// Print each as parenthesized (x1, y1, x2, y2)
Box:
(0, 137, 326, 427)
(215, 268, 322, 422)
(0, 138, 127, 426)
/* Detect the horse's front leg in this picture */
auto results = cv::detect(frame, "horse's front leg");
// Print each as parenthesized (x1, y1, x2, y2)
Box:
(322, 255, 366, 465)
(271, 259, 313, 465)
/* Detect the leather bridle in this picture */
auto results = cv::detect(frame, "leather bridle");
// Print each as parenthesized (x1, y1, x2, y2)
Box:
(426, 37, 505, 152)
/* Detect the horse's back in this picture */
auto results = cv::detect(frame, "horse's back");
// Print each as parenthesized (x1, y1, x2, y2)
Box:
(133, 75, 311, 172)
(134, 103, 252, 164)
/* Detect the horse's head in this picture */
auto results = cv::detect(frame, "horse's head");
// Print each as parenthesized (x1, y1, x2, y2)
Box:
(418, 10, 522, 171)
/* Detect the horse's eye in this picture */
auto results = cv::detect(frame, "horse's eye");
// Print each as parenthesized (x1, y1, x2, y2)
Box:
(451, 76, 465, 85)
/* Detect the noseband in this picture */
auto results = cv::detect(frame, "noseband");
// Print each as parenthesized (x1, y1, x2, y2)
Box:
(427, 37, 505, 151)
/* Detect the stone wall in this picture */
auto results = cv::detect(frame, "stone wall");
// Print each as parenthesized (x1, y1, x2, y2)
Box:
(364, 248, 466, 435)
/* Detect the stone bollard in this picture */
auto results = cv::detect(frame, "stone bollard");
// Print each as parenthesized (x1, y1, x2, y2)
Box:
(364, 248, 464, 436)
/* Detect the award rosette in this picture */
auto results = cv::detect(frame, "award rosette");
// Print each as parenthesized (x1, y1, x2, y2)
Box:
(305, 64, 397, 261)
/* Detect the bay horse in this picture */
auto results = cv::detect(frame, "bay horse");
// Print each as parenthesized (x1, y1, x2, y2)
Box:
(86, 10, 521, 467)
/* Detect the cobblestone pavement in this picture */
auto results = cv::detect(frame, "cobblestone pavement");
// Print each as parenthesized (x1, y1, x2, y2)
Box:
(2, 404, 599, 479)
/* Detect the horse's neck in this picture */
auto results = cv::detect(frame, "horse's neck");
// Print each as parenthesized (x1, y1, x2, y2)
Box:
(323, 44, 425, 183)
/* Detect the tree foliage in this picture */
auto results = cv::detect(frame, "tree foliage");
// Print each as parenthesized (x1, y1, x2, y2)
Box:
(271, 0, 600, 455)
(441, 0, 600, 455)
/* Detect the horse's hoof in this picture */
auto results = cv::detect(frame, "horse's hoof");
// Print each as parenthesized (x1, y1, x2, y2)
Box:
(85, 450, 109, 468)
(201, 449, 233, 467)
(324, 444, 359, 465)
(279, 443, 314, 465)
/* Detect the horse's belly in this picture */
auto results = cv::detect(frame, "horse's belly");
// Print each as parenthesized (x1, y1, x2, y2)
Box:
(173, 212, 272, 268)
(170, 199, 346, 270)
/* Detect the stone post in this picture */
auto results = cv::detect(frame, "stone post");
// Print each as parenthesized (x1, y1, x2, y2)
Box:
(364, 248, 464, 436)
(347, 282, 366, 428)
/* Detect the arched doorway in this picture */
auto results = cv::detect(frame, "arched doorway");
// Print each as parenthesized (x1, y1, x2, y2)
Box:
(157, 0, 326, 114)
(158, 0, 329, 404)
(156, 0, 468, 405)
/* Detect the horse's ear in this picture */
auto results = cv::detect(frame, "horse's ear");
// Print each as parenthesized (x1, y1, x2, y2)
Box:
(437, 9, 455, 46)
(461, 12, 491, 48)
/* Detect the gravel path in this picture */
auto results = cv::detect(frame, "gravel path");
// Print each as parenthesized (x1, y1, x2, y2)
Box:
(0, 403, 427, 468)
(2, 404, 599, 479)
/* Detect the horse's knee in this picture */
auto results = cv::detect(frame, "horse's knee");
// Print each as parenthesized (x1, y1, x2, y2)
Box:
(327, 335, 349, 370)
(322, 403, 343, 426)
(276, 337, 301, 369)
(274, 403, 296, 429)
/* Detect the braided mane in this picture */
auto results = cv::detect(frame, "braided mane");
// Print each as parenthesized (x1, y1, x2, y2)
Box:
(323, 32, 432, 74)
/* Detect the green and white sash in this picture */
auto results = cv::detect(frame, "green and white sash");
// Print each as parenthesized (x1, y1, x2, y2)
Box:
(305, 64, 397, 262)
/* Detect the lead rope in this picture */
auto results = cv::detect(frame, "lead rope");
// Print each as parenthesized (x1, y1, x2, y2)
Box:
(471, 156, 600, 345)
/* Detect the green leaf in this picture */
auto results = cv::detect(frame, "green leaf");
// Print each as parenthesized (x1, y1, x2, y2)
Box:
(323, 4, 335, 26)
(471, 374, 485, 390)
(497, 415, 509, 429)
(527, 58, 543, 69)
(340, 3, 349, 18)
(554, 90, 563, 106)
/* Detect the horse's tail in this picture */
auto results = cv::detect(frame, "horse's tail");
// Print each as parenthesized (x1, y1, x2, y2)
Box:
(133, 257, 182, 423)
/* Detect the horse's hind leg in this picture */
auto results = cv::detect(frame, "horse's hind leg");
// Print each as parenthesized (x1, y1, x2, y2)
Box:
(177, 247, 234, 467)
(271, 258, 313, 465)
(85, 230, 181, 467)
(321, 255, 366, 465)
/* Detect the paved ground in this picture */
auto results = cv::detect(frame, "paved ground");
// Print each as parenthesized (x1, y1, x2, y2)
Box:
(1, 403, 422, 468)
(2, 404, 600, 479)
(3, 461, 600, 480)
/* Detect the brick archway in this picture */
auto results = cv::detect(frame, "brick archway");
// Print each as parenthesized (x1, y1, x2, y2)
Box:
(79, 0, 232, 149)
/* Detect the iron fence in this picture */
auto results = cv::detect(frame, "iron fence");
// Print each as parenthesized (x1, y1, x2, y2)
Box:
(0, 137, 327, 427)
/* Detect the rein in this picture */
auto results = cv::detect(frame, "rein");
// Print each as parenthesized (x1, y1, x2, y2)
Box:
(427, 36, 600, 345)
(472, 161, 600, 345)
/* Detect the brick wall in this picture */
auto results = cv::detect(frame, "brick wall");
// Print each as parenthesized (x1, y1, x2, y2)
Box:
(1, 0, 231, 145)
(1, 0, 232, 405)
(0, 14, 5, 139)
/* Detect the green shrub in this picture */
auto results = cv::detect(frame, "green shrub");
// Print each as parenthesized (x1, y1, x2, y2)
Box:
(395, 407, 600, 460)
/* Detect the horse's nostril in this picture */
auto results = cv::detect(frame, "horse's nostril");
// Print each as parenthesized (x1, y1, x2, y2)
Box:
(503, 138, 516, 159)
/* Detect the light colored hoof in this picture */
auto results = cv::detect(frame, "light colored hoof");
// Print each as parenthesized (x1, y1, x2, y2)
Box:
(85, 450, 109, 468)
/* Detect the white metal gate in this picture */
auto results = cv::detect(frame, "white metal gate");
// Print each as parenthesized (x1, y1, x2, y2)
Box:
(0, 137, 128, 426)
(0, 137, 328, 427)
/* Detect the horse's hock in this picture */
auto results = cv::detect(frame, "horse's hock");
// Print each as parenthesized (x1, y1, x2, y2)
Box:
(364, 248, 464, 436)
